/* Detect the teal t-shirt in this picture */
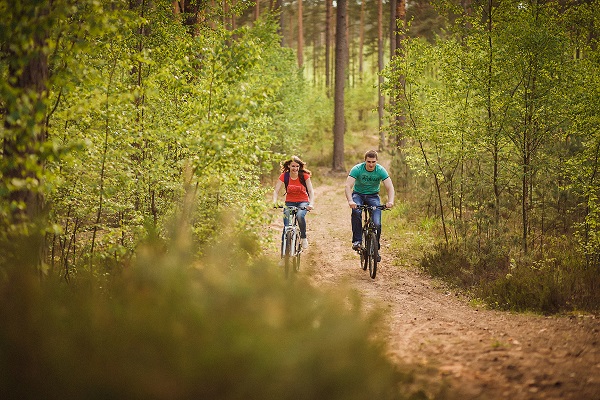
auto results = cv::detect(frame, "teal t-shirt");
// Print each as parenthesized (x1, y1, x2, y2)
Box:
(348, 163, 390, 194)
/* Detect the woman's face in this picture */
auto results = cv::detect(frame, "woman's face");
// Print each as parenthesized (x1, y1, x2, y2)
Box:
(289, 162, 301, 172)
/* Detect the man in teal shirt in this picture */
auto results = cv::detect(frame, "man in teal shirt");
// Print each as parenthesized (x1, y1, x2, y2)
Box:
(345, 150, 395, 256)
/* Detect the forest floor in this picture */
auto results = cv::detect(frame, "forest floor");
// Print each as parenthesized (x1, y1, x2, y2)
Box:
(268, 169, 600, 400)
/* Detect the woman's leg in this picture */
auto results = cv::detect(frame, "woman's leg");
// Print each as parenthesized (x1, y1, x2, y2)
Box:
(295, 202, 309, 238)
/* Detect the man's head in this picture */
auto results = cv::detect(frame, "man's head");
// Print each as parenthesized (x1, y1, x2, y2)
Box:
(364, 150, 378, 171)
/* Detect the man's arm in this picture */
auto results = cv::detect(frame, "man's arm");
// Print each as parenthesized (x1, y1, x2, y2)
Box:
(345, 176, 357, 209)
(382, 177, 395, 208)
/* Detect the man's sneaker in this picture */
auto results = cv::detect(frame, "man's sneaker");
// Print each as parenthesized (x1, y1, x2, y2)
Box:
(352, 241, 362, 251)
(301, 238, 309, 250)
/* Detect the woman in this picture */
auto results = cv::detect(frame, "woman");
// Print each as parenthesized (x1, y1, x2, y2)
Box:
(272, 155, 315, 250)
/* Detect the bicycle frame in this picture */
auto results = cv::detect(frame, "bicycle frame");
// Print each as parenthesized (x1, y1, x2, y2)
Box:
(356, 204, 387, 279)
(282, 207, 302, 258)
(276, 205, 307, 277)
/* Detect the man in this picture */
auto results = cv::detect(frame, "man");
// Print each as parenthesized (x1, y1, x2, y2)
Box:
(345, 150, 395, 256)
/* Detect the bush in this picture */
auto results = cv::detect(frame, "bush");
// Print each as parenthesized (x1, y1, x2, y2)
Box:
(419, 238, 600, 313)
(419, 242, 509, 289)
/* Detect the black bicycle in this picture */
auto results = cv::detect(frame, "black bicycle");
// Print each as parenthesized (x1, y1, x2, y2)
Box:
(276, 205, 307, 278)
(355, 204, 387, 279)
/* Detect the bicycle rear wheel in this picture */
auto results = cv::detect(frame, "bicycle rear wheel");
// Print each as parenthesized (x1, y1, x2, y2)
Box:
(368, 232, 378, 279)
(284, 231, 293, 278)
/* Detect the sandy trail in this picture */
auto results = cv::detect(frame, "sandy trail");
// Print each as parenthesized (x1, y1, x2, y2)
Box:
(268, 173, 599, 400)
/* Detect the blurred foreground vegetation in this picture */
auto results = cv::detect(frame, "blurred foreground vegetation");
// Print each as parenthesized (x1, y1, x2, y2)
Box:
(0, 226, 433, 399)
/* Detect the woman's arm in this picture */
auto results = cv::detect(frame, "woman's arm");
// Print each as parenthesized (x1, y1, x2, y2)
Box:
(273, 179, 283, 204)
(306, 178, 315, 210)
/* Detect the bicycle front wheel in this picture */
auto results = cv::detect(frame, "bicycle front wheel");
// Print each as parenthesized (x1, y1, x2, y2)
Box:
(361, 229, 368, 270)
(284, 231, 293, 278)
(293, 232, 302, 272)
(368, 231, 378, 279)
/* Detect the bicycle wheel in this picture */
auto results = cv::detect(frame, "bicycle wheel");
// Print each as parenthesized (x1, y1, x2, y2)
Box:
(361, 229, 368, 270)
(293, 231, 302, 272)
(284, 231, 293, 278)
(368, 231, 378, 279)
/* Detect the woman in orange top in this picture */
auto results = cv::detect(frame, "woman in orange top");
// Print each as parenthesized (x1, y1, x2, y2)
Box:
(272, 155, 315, 250)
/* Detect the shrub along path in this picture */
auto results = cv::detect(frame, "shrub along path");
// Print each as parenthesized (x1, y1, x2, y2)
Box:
(275, 171, 600, 400)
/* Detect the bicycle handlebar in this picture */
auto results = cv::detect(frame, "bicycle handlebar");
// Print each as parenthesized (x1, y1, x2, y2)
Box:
(356, 204, 388, 210)
(274, 205, 310, 211)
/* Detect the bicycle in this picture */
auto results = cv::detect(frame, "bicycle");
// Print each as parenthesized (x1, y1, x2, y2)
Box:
(276, 205, 308, 278)
(354, 204, 387, 279)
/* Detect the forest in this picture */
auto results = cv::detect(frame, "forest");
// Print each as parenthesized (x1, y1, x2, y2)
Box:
(0, 0, 598, 398)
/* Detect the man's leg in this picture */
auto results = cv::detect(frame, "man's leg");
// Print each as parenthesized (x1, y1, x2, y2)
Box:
(351, 193, 364, 247)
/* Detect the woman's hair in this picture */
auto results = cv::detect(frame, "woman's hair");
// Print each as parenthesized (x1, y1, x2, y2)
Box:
(281, 155, 312, 175)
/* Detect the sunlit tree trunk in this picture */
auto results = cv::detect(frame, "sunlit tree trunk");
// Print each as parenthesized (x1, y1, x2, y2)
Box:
(391, 0, 407, 189)
(389, 0, 396, 58)
(325, 0, 332, 97)
(378, 0, 385, 150)
(297, 0, 304, 67)
(332, 0, 347, 171)
(359, 0, 364, 83)
(172, 0, 182, 14)
(277, 0, 284, 46)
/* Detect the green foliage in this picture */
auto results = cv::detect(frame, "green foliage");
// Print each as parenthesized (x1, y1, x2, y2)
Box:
(384, 0, 600, 312)
(0, 231, 416, 399)
(0, 3, 311, 277)
(293, 86, 333, 167)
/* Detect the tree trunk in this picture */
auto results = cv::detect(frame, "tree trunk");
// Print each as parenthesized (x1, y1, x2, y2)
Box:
(359, 0, 364, 83)
(486, 0, 501, 227)
(332, 0, 347, 171)
(297, 0, 304, 67)
(389, 0, 397, 58)
(277, 0, 284, 46)
(2, 2, 50, 271)
(325, 0, 332, 97)
(377, 0, 385, 150)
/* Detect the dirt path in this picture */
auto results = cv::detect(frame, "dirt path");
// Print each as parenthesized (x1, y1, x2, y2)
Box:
(270, 173, 599, 400)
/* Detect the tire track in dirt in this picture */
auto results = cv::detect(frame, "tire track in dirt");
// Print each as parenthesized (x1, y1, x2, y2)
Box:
(281, 173, 600, 400)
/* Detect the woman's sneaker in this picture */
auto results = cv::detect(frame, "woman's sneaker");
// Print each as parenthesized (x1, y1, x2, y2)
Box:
(301, 238, 309, 250)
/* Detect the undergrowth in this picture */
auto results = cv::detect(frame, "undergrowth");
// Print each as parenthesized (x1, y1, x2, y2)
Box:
(386, 205, 599, 314)
(419, 240, 600, 314)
